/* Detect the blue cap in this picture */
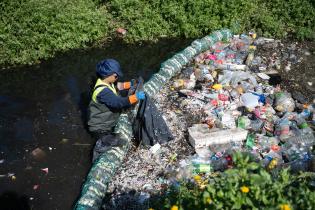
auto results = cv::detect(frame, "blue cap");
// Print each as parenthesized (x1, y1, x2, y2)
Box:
(96, 59, 123, 78)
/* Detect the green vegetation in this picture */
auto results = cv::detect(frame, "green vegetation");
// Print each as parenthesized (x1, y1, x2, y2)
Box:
(150, 153, 315, 210)
(0, 0, 111, 66)
(1, 0, 315, 67)
(108, 0, 315, 42)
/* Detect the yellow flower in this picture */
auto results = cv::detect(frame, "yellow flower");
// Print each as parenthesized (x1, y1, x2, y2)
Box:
(171, 205, 179, 210)
(148, 208, 154, 210)
(193, 175, 201, 182)
(206, 197, 212, 204)
(279, 204, 291, 210)
(240, 186, 250, 193)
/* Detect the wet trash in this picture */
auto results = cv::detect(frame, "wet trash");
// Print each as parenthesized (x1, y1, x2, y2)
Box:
(257, 73, 270, 80)
(33, 185, 40, 190)
(149, 143, 161, 155)
(8, 173, 16, 181)
(60, 138, 69, 144)
(31, 148, 46, 161)
(116, 28, 127, 35)
(41, 168, 49, 174)
(101, 32, 315, 209)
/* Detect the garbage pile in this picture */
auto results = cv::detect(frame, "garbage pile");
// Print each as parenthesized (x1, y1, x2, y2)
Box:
(104, 34, 315, 209)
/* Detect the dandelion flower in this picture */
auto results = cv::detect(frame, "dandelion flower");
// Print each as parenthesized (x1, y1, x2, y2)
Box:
(171, 205, 179, 210)
(279, 204, 291, 210)
(240, 186, 250, 193)
(193, 175, 201, 182)
(206, 197, 212, 204)
(148, 208, 154, 210)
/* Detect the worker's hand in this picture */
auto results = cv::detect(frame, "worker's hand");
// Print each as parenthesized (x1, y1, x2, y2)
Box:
(136, 91, 145, 100)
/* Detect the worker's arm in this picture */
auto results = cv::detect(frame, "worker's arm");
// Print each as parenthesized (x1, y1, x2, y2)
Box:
(97, 88, 138, 109)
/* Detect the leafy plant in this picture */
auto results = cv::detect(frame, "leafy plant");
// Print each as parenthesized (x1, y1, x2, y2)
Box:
(0, 0, 111, 67)
(150, 152, 315, 210)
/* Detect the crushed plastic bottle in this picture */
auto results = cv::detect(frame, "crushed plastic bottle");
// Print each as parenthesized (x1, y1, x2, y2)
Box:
(274, 92, 295, 112)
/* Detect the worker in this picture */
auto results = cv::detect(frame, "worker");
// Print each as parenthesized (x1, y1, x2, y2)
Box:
(87, 58, 145, 139)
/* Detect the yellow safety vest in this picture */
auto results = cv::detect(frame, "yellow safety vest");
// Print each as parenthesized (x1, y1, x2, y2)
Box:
(92, 79, 118, 103)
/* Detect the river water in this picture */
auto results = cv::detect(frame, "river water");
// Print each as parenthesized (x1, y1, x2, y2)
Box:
(0, 38, 192, 210)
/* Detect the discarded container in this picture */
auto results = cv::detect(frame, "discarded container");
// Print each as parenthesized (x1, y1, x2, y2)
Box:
(188, 124, 248, 148)
(245, 45, 256, 66)
(274, 92, 295, 112)
(190, 155, 212, 174)
(215, 64, 247, 71)
(237, 116, 251, 129)
(240, 93, 260, 109)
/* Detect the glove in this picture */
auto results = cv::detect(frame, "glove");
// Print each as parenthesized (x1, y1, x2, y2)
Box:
(136, 91, 145, 100)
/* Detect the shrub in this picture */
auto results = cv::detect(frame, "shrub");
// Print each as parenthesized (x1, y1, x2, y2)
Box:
(1, 0, 315, 67)
(0, 0, 110, 67)
(150, 153, 315, 210)
(107, 0, 315, 42)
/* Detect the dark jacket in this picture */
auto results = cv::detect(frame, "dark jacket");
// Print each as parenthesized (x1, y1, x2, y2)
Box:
(87, 79, 132, 134)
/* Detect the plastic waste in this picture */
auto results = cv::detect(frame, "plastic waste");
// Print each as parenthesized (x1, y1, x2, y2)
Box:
(240, 93, 260, 109)
(190, 155, 212, 174)
(237, 116, 251, 129)
(188, 125, 248, 148)
(245, 45, 256, 66)
(256, 135, 279, 153)
(274, 92, 295, 112)
(221, 112, 236, 128)
(215, 63, 247, 71)
(253, 37, 275, 45)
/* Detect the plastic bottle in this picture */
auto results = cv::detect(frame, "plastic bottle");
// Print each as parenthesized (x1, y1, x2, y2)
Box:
(250, 118, 264, 132)
(215, 63, 247, 71)
(262, 148, 282, 169)
(289, 156, 311, 172)
(274, 92, 295, 112)
(190, 155, 212, 174)
(256, 135, 279, 153)
(287, 131, 315, 148)
(245, 45, 256, 66)
(245, 133, 256, 149)
(237, 116, 251, 129)
(295, 117, 309, 129)
(253, 37, 275, 45)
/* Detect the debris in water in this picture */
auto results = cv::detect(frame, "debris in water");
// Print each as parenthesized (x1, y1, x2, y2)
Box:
(41, 168, 49, 174)
(31, 148, 46, 161)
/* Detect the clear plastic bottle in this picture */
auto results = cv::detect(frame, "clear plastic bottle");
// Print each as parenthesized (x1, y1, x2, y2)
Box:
(245, 45, 256, 66)
(190, 155, 212, 174)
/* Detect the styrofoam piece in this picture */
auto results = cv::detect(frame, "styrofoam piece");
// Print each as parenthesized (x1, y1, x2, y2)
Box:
(149, 143, 161, 154)
(188, 124, 248, 148)
(257, 73, 270, 80)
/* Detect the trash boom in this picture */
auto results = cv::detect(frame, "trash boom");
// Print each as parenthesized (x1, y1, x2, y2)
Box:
(74, 29, 233, 210)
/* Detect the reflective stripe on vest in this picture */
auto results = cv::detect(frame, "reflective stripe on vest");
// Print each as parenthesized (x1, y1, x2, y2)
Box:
(92, 79, 118, 103)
